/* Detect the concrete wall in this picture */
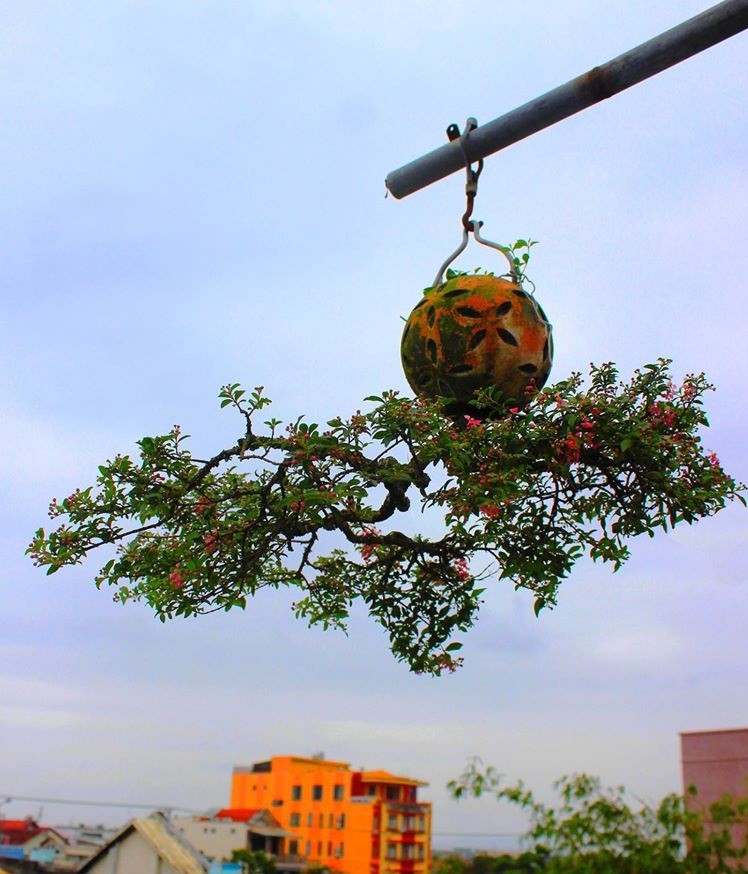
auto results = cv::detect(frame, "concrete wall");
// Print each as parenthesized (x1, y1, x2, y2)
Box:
(172, 820, 247, 862)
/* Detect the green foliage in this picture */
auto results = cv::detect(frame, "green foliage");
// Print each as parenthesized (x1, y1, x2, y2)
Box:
(434, 851, 547, 874)
(229, 850, 277, 874)
(449, 762, 748, 872)
(28, 359, 743, 675)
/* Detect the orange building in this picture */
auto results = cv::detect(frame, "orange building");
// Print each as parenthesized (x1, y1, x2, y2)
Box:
(230, 755, 432, 874)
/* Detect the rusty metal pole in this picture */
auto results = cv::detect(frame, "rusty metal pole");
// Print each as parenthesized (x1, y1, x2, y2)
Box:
(385, 0, 748, 199)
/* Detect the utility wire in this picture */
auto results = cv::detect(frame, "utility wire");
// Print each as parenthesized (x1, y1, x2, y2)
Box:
(1, 793, 523, 838)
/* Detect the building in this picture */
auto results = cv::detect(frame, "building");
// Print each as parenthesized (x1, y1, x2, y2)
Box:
(681, 727, 748, 803)
(172, 807, 303, 871)
(681, 727, 748, 855)
(0, 819, 69, 868)
(77, 812, 210, 874)
(230, 755, 432, 874)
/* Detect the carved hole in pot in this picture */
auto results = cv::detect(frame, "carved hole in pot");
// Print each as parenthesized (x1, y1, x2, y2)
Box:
(519, 363, 538, 374)
(448, 364, 473, 375)
(495, 302, 512, 316)
(427, 339, 438, 363)
(512, 289, 527, 298)
(442, 288, 469, 299)
(455, 306, 481, 318)
(497, 328, 519, 346)
(417, 372, 431, 388)
(427, 307, 436, 327)
(468, 330, 487, 350)
(413, 298, 429, 310)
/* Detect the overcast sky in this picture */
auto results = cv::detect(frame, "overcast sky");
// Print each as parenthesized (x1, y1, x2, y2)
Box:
(1, 0, 746, 852)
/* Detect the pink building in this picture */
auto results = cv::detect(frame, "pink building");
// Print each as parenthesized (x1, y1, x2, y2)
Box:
(680, 727, 748, 803)
(680, 726, 748, 857)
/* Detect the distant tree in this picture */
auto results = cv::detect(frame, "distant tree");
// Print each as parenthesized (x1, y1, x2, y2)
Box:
(29, 356, 743, 675)
(230, 849, 277, 874)
(434, 849, 549, 873)
(449, 761, 748, 872)
(471, 851, 548, 873)
(304, 865, 341, 874)
(433, 854, 469, 874)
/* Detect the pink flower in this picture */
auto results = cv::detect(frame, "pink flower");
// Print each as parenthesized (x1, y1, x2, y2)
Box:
(361, 544, 375, 562)
(204, 530, 219, 554)
(169, 570, 184, 589)
(195, 496, 212, 515)
(708, 452, 720, 468)
(464, 415, 483, 429)
(480, 503, 501, 520)
(509, 407, 520, 414)
(453, 558, 470, 580)
(682, 380, 697, 402)
(556, 434, 581, 464)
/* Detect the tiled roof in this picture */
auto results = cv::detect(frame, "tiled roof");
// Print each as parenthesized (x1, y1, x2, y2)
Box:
(0, 819, 42, 845)
(359, 770, 427, 786)
(214, 808, 261, 822)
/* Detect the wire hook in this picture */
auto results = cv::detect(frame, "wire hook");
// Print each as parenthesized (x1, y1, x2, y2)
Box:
(431, 119, 517, 288)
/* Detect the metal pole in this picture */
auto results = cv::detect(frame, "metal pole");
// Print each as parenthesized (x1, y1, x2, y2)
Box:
(385, 0, 748, 199)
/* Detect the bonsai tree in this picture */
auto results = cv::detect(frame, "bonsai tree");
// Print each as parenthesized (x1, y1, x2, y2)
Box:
(28, 352, 743, 674)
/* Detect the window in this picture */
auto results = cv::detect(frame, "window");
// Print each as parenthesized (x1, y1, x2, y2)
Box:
(328, 813, 334, 828)
(339, 842, 345, 858)
(386, 786, 399, 801)
(404, 816, 415, 831)
(290, 813, 301, 827)
(307, 813, 313, 827)
(402, 844, 414, 860)
(306, 841, 311, 857)
(367, 785, 377, 796)
(319, 814, 324, 828)
(417, 844, 425, 861)
(387, 843, 397, 860)
(271, 799, 283, 807)
(387, 814, 398, 831)
(317, 842, 322, 856)
(312, 785, 323, 801)
(335, 814, 346, 829)
(417, 816, 425, 833)
(327, 841, 332, 856)
(292, 785, 302, 801)
(333, 784, 345, 801)
(289, 840, 299, 855)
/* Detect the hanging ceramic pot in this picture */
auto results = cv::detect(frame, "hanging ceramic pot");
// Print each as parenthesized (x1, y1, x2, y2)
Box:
(401, 272, 553, 417)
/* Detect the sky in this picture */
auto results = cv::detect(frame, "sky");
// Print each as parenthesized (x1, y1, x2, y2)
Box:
(1, 0, 747, 854)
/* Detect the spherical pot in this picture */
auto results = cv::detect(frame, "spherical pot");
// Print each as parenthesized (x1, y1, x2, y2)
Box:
(400, 273, 553, 416)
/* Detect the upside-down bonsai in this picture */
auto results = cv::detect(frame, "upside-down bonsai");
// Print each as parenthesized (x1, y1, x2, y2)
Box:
(29, 343, 743, 674)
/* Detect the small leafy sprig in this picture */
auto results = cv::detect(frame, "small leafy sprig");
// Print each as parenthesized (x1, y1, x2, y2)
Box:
(28, 359, 743, 675)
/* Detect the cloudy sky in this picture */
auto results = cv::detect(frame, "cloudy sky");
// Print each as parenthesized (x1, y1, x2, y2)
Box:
(1, 0, 746, 852)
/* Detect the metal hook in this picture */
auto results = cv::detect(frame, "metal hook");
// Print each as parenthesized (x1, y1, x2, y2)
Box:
(473, 222, 518, 283)
(430, 222, 517, 288)
(430, 117, 519, 287)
